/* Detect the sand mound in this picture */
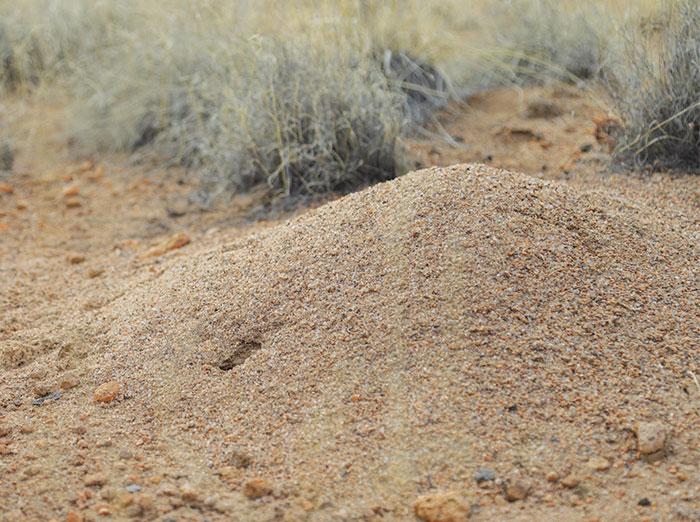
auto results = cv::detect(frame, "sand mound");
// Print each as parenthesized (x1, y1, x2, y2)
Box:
(1, 164, 698, 521)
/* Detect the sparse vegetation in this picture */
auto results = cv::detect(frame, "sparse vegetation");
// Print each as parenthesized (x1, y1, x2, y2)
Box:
(607, 0, 700, 170)
(0, 0, 692, 198)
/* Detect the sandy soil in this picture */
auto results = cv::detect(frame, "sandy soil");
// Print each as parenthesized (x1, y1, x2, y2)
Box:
(1, 86, 699, 522)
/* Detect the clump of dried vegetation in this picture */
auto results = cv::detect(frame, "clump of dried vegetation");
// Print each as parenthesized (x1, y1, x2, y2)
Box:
(606, 0, 700, 170)
(0, 0, 693, 199)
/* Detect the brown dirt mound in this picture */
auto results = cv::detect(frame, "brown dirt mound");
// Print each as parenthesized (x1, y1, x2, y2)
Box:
(1, 164, 699, 521)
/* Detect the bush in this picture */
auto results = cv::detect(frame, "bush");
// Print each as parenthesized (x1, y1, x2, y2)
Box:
(0, 0, 663, 198)
(607, 0, 700, 170)
(484, 0, 608, 85)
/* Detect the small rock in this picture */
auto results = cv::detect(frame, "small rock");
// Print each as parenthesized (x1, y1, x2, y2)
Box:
(65, 199, 82, 208)
(23, 465, 41, 477)
(87, 268, 104, 279)
(474, 468, 496, 484)
(32, 391, 62, 406)
(179, 483, 199, 503)
(117, 492, 134, 508)
(0, 182, 13, 194)
(59, 375, 80, 390)
(126, 484, 141, 493)
(414, 491, 469, 522)
(638, 498, 652, 507)
(33, 382, 52, 398)
(579, 143, 594, 153)
(586, 457, 610, 471)
(138, 494, 155, 512)
(0, 425, 11, 437)
(93, 381, 120, 403)
(143, 232, 190, 258)
(65, 511, 83, 522)
(546, 471, 559, 483)
(504, 480, 530, 502)
(158, 484, 178, 497)
(85, 474, 107, 487)
(243, 478, 273, 500)
(636, 422, 668, 456)
(100, 487, 116, 501)
(63, 185, 80, 198)
(67, 253, 86, 265)
(561, 474, 580, 489)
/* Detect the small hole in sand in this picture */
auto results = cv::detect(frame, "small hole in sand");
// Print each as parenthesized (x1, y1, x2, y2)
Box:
(218, 340, 262, 371)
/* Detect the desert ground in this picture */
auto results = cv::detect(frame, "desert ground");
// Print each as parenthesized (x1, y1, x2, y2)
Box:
(1, 82, 698, 522)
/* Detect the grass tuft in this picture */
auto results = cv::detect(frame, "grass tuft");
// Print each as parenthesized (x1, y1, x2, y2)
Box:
(607, 0, 700, 171)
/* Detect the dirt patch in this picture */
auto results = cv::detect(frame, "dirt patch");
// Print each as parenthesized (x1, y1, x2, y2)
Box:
(1, 163, 698, 521)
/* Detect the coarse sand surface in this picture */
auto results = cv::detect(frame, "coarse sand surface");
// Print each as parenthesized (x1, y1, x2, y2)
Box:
(1, 164, 699, 521)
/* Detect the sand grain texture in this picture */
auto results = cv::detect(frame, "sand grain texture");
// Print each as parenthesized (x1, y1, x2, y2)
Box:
(1, 164, 699, 521)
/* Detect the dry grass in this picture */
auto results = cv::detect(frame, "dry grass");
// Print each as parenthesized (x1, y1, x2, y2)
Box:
(0, 0, 670, 196)
(606, 0, 700, 171)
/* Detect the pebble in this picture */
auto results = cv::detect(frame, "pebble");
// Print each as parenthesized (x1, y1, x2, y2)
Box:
(87, 268, 104, 279)
(638, 498, 651, 507)
(100, 488, 116, 501)
(504, 481, 530, 502)
(67, 253, 86, 265)
(143, 232, 191, 258)
(546, 471, 559, 483)
(0, 425, 11, 437)
(561, 474, 580, 489)
(179, 483, 200, 503)
(33, 382, 52, 397)
(85, 473, 107, 487)
(158, 484, 178, 497)
(32, 391, 62, 406)
(586, 457, 610, 471)
(474, 468, 496, 484)
(139, 494, 155, 512)
(117, 492, 134, 508)
(65, 512, 83, 522)
(636, 422, 668, 456)
(93, 381, 120, 403)
(126, 484, 142, 493)
(243, 478, 273, 500)
(63, 185, 80, 197)
(59, 375, 80, 390)
(413, 491, 470, 522)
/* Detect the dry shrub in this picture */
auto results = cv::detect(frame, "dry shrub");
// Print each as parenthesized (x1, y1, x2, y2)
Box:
(607, 0, 700, 171)
(0, 0, 664, 197)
